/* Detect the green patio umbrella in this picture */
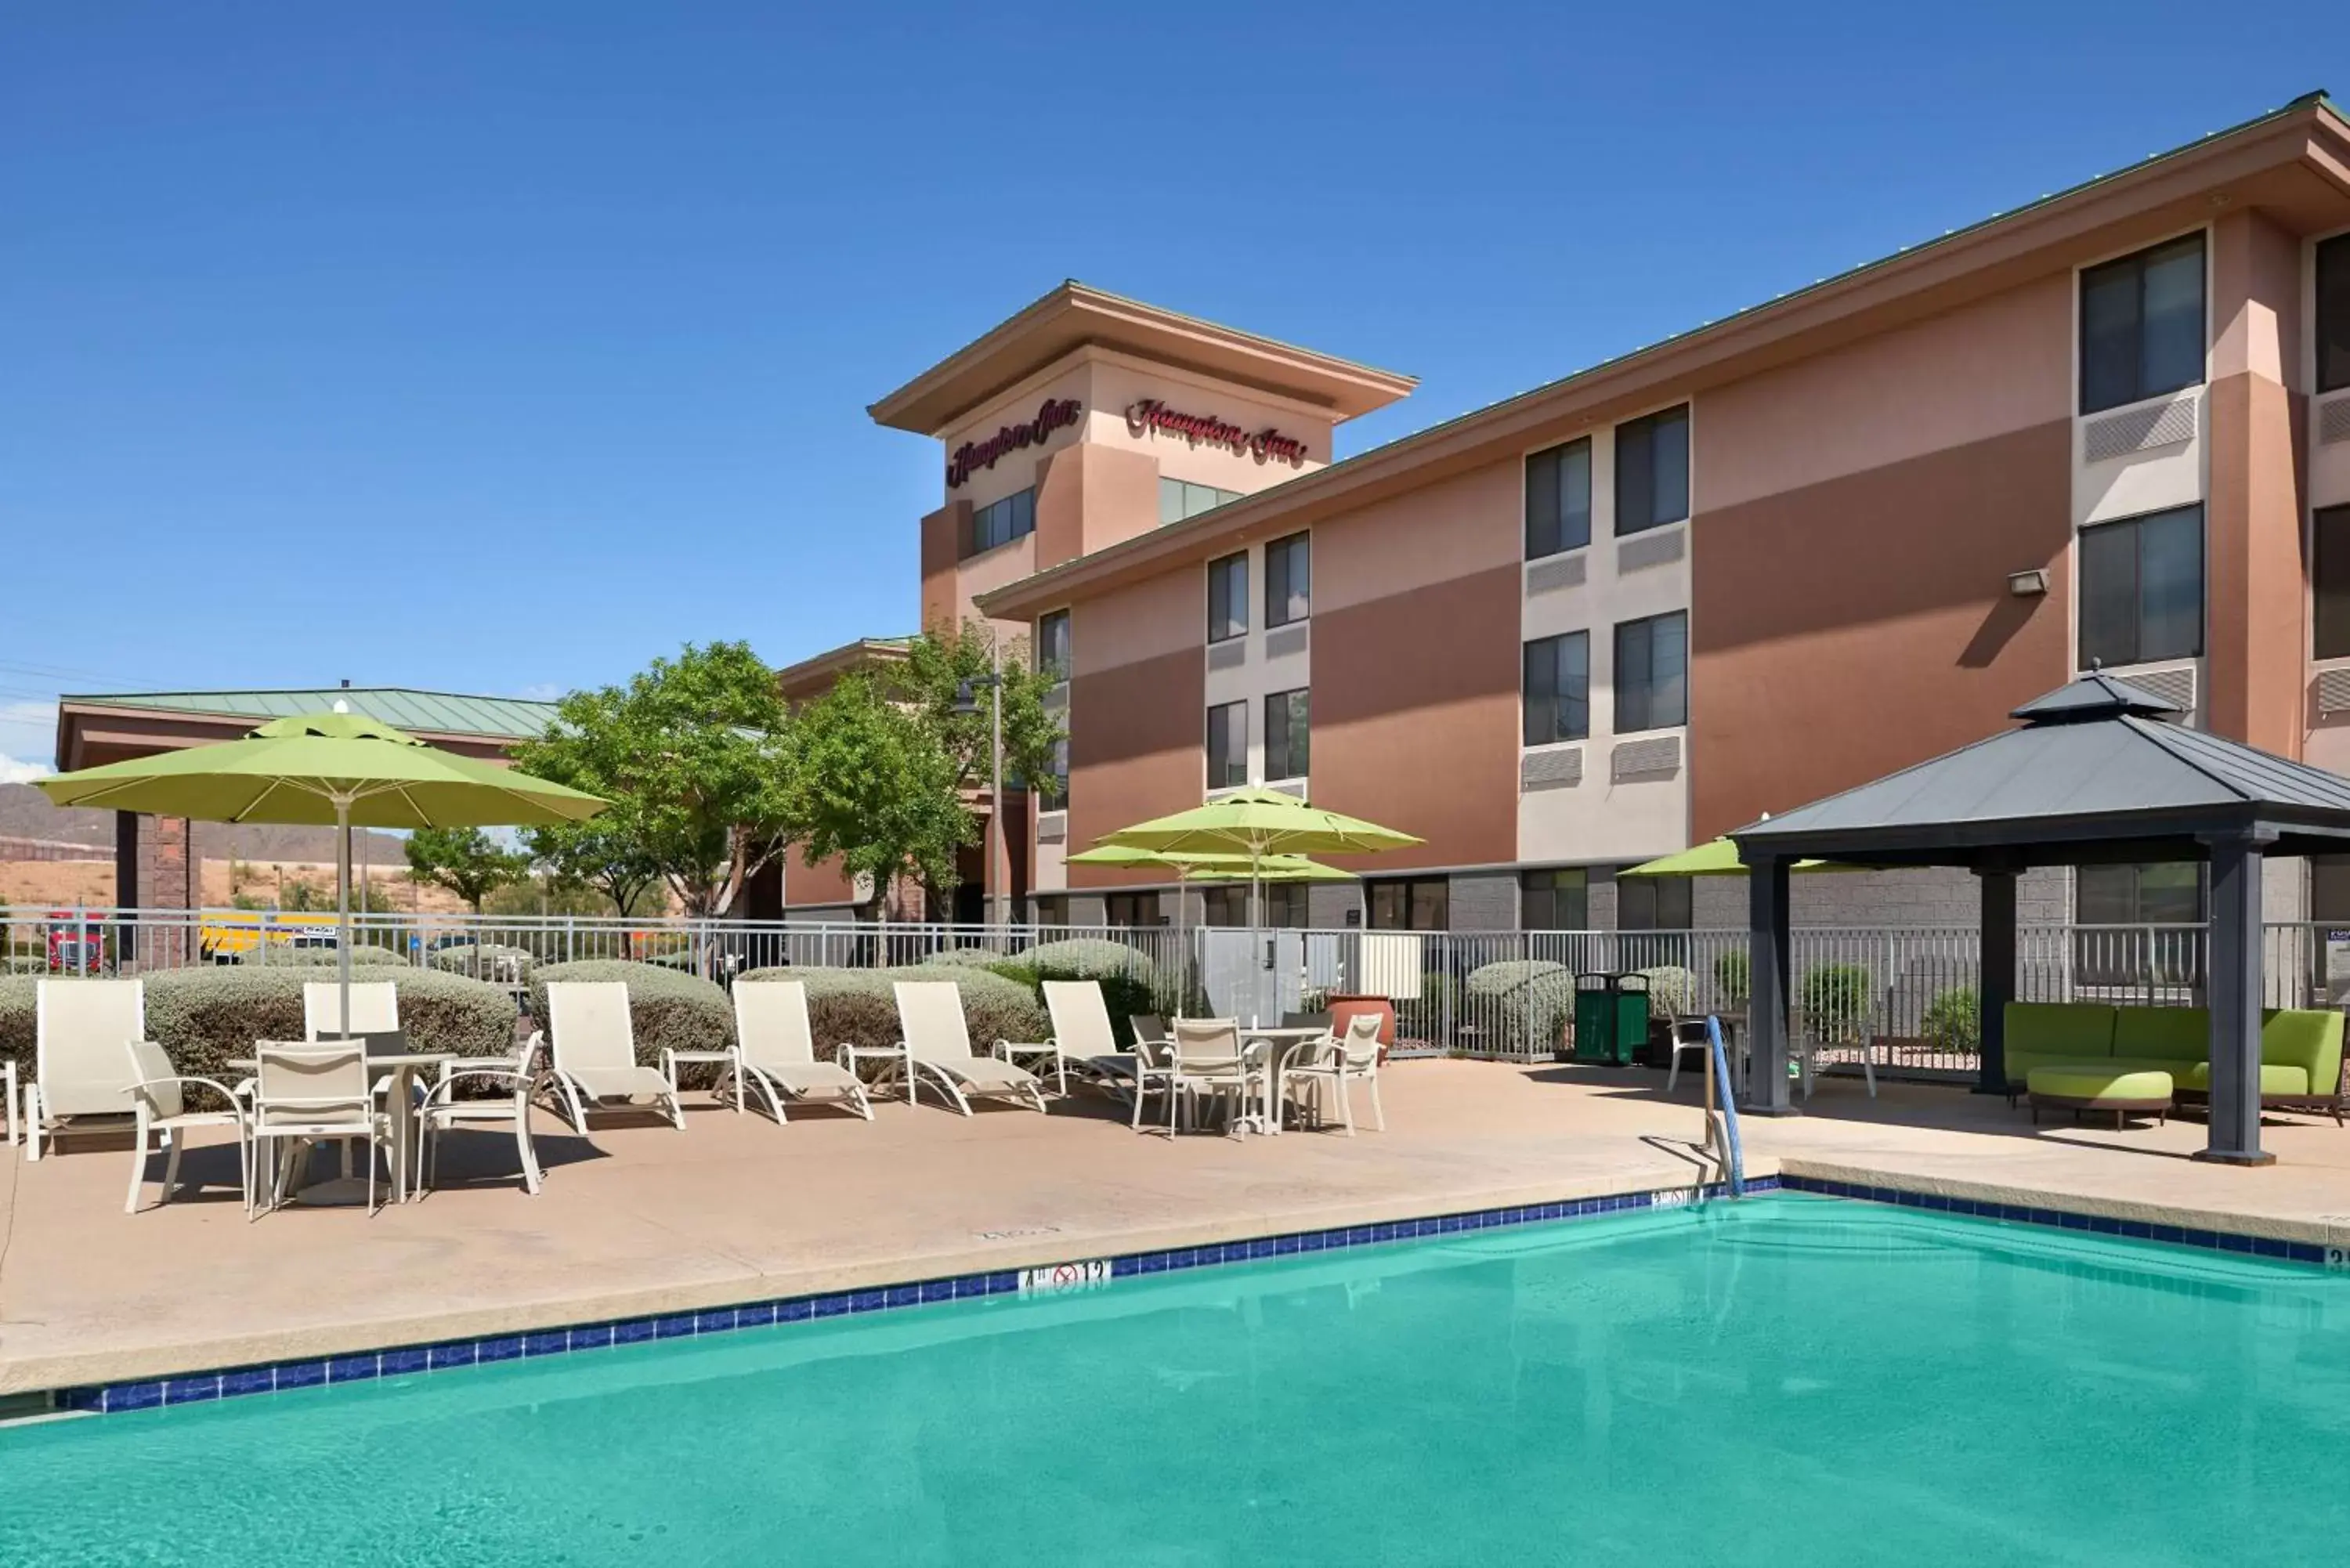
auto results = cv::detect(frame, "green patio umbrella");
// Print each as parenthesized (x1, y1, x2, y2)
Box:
(36, 708, 606, 1029)
(1620, 836, 1858, 876)
(1179, 854, 1356, 883)
(1097, 790, 1419, 1001)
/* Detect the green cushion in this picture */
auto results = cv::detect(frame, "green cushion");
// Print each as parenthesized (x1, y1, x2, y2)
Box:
(2175, 1060, 2313, 1096)
(2003, 1003, 2117, 1085)
(2026, 1064, 2174, 1102)
(2259, 1009, 2344, 1099)
(2113, 1006, 2209, 1064)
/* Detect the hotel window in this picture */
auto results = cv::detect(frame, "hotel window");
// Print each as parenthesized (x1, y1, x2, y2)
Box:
(1613, 612, 1687, 733)
(2077, 504, 2202, 668)
(1521, 631, 1590, 746)
(1265, 532, 1311, 627)
(1618, 873, 1691, 931)
(1037, 733, 1068, 813)
(1521, 867, 1589, 930)
(1203, 882, 1308, 928)
(2074, 863, 2204, 985)
(1206, 700, 1248, 788)
(1265, 688, 1310, 781)
(2079, 233, 2204, 415)
(1614, 406, 1690, 536)
(1207, 552, 1249, 643)
(1160, 476, 1245, 525)
(1036, 609, 1072, 683)
(1104, 891, 1163, 927)
(1525, 437, 1593, 559)
(1032, 894, 1069, 927)
(1368, 876, 1449, 931)
(970, 487, 1036, 553)
(2317, 507, 2350, 660)
(2321, 233, 2350, 395)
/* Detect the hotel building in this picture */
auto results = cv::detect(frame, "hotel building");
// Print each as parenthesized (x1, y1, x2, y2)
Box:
(835, 92, 2350, 935)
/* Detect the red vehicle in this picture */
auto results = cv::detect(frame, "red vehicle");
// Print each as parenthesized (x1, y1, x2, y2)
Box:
(45, 912, 109, 974)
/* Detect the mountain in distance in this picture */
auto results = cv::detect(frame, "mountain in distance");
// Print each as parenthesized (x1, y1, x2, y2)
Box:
(0, 782, 407, 863)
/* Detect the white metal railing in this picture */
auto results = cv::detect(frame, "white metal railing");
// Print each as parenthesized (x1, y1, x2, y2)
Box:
(6, 907, 2343, 1074)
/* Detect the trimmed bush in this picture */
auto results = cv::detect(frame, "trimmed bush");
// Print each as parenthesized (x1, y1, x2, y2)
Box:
(0, 976, 36, 1075)
(529, 959, 734, 1064)
(428, 941, 537, 985)
(922, 946, 1021, 970)
(1922, 985, 1979, 1054)
(1022, 938, 1157, 987)
(736, 965, 1049, 1060)
(1463, 959, 1577, 1057)
(247, 945, 412, 968)
(1630, 965, 1694, 1020)
(0, 967, 517, 1082)
(1801, 962, 1875, 1043)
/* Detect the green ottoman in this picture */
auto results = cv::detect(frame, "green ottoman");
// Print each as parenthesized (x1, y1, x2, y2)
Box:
(2026, 1064, 2173, 1128)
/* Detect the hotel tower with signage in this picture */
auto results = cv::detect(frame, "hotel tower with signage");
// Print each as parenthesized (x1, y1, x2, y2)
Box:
(768, 94, 2350, 938)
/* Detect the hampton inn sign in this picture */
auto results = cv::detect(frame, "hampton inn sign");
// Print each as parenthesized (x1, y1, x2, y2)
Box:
(1125, 399, 1311, 468)
(945, 397, 1083, 488)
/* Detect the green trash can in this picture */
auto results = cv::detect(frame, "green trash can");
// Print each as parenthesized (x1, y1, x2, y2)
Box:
(1573, 973, 1650, 1067)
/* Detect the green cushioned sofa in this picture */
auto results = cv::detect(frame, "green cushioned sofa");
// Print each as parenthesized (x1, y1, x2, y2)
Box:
(2002, 1002, 2345, 1122)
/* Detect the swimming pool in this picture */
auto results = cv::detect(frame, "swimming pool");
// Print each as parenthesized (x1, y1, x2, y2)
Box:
(6, 1193, 2348, 1565)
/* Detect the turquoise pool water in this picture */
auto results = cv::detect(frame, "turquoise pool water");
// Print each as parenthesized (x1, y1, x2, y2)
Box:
(7, 1194, 2349, 1566)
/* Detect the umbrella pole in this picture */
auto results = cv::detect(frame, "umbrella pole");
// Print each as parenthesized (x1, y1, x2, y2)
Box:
(335, 797, 352, 1042)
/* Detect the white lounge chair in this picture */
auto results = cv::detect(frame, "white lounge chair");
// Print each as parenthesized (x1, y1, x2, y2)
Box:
(1036, 981, 1144, 1101)
(729, 981, 873, 1123)
(25, 979, 149, 1162)
(542, 981, 685, 1132)
(414, 1035, 544, 1197)
(1283, 1012, 1386, 1134)
(251, 1042, 396, 1216)
(122, 1038, 252, 1215)
(890, 981, 1048, 1115)
(303, 980, 400, 1042)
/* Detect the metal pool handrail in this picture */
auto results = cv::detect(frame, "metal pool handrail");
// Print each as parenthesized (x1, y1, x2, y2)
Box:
(1703, 1014, 1746, 1198)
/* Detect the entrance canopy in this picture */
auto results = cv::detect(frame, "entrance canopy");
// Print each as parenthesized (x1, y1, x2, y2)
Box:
(1726, 672, 2350, 1164)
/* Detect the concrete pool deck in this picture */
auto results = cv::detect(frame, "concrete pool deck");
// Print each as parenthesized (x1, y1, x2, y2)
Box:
(4, 1060, 2348, 1396)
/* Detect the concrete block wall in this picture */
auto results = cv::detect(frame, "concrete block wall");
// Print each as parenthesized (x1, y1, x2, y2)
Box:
(1690, 866, 2070, 929)
(1446, 871, 1520, 931)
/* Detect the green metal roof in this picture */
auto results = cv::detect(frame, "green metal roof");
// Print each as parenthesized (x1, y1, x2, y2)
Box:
(63, 688, 560, 741)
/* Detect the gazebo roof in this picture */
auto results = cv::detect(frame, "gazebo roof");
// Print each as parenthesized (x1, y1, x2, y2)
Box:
(1729, 672, 2350, 867)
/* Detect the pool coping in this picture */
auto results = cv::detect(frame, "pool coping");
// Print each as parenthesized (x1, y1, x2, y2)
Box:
(16, 1157, 2350, 1421)
(27, 1174, 1777, 1418)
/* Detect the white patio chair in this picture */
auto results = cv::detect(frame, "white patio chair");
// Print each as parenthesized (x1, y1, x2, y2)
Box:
(890, 981, 1048, 1115)
(1664, 1016, 1710, 1095)
(1125, 1013, 1178, 1130)
(122, 1038, 253, 1215)
(25, 979, 148, 1162)
(728, 980, 873, 1123)
(1282, 1012, 1386, 1134)
(542, 981, 685, 1132)
(1033, 981, 1144, 1102)
(1166, 1017, 1263, 1138)
(414, 1035, 544, 1198)
(251, 1042, 395, 1216)
(303, 981, 400, 1042)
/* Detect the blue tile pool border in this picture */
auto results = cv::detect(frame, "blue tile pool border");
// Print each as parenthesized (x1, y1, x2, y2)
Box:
(42, 1177, 1773, 1418)
(1775, 1172, 2334, 1266)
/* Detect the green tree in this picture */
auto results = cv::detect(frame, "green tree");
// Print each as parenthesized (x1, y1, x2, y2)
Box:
(782, 671, 974, 918)
(523, 815, 667, 917)
(404, 826, 531, 912)
(898, 622, 1065, 804)
(513, 641, 794, 917)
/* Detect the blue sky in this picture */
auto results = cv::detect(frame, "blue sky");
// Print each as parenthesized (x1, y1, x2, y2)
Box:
(3, 2, 2345, 776)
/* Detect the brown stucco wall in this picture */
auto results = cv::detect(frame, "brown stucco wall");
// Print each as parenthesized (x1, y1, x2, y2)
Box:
(919, 501, 969, 631)
(1690, 418, 2075, 840)
(1065, 646, 1202, 888)
(1312, 562, 1522, 872)
(2205, 208, 2309, 756)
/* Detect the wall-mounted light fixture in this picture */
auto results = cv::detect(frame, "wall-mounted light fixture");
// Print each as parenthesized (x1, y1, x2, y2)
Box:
(2007, 569, 2050, 598)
